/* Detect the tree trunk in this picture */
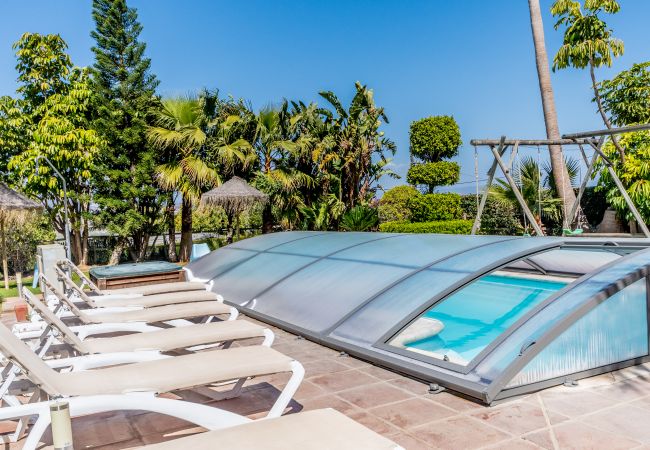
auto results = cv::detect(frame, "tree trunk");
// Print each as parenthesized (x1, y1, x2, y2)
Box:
(262, 204, 274, 234)
(528, 0, 577, 228)
(166, 193, 177, 262)
(109, 238, 126, 265)
(81, 219, 89, 268)
(178, 196, 193, 262)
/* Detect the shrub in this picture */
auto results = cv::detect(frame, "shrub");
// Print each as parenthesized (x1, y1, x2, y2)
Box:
(407, 193, 462, 222)
(378, 185, 419, 222)
(409, 116, 462, 162)
(580, 187, 608, 227)
(407, 161, 460, 192)
(379, 220, 473, 234)
(341, 205, 379, 231)
(460, 195, 522, 235)
(6, 212, 56, 274)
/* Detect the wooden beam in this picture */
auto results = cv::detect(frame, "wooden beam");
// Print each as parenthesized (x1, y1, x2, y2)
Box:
(470, 138, 596, 147)
(568, 144, 600, 226)
(471, 138, 507, 235)
(562, 123, 650, 140)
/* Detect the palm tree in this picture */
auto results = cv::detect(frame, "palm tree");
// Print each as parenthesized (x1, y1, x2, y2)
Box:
(551, 0, 625, 160)
(528, 0, 577, 227)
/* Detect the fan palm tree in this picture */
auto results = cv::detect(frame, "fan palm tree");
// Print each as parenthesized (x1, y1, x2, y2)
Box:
(528, 0, 577, 224)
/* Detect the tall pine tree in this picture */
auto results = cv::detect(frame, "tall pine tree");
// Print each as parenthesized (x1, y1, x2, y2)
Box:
(90, 0, 165, 263)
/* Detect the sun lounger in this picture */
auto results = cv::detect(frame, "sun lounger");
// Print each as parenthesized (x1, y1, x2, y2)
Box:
(0, 322, 304, 449)
(57, 258, 208, 296)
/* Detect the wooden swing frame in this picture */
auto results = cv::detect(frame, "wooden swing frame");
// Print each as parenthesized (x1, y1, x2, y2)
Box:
(469, 123, 650, 238)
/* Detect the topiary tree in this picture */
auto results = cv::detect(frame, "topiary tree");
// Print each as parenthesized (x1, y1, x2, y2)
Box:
(408, 116, 462, 193)
(378, 185, 419, 223)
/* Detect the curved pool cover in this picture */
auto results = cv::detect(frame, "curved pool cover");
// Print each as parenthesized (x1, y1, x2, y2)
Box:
(185, 232, 650, 403)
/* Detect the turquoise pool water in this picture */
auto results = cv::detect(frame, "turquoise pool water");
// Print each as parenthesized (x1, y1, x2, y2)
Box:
(405, 274, 569, 365)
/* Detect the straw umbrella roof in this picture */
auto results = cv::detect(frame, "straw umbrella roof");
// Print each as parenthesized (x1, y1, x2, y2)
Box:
(0, 183, 41, 212)
(201, 176, 268, 214)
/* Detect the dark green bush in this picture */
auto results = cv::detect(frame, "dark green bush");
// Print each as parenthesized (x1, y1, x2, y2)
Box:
(378, 185, 419, 223)
(409, 116, 462, 162)
(341, 205, 379, 231)
(460, 195, 522, 235)
(407, 193, 462, 222)
(379, 220, 472, 234)
(580, 187, 608, 227)
(407, 161, 460, 192)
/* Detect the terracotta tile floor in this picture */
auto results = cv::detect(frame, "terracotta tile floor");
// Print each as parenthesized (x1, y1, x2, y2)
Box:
(4, 302, 650, 449)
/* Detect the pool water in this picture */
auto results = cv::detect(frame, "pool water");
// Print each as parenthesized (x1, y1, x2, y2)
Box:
(405, 274, 569, 365)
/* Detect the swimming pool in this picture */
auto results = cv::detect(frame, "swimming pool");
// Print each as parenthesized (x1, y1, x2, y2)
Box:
(403, 274, 569, 365)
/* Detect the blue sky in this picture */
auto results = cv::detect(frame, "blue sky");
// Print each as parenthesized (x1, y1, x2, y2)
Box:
(1, 0, 649, 193)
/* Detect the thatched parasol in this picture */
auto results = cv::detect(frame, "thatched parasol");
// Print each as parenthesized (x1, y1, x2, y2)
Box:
(201, 176, 268, 241)
(0, 183, 42, 289)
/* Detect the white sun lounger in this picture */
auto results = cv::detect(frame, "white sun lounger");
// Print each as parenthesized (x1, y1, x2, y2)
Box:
(57, 258, 209, 296)
(54, 266, 218, 308)
(0, 322, 304, 449)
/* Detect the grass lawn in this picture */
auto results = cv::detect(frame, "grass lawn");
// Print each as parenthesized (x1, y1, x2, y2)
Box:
(1, 270, 88, 300)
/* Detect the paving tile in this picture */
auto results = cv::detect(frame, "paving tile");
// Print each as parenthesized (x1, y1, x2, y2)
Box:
(303, 359, 353, 378)
(359, 364, 402, 381)
(429, 390, 484, 412)
(482, 438, 544, 449)
(293, 379, 327, 401)
(538, 389, 613, 417)
(412, 415, 510, 449)
(521, 429, 555, 450)
(552, 421, 641, 449)
(339, 382, 414, 409)
(369, 397, 456, 429)
(579, 404, 650, 443)
(337, 355, 372, 369)
(299, 394, 363, 416)
(309, 369, 377, 392)
(469, 401, 548, 435)
(347, 411, 402, 436)
(130, 412, 198, 436)
(385, 431, 433, 450)
(387, 377, 430, 396)
(593, 379, 650, 402)
(69, 412, 137, 448)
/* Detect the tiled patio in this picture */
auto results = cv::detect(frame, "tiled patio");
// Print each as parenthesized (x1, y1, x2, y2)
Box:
(3, 303, 650, 449)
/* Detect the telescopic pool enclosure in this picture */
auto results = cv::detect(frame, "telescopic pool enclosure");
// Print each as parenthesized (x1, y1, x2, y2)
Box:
(186, 231, 650, 403)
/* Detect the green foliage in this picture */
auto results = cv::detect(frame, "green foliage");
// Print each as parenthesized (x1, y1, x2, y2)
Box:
(341, 205, 379, 231)
(90, 0, 163, 261)
(581, 186, 608, 226)
(379, 220, 473, 234)
(299, 194, 346, 231)
(5, 212, 56, 274)
(596, 131, 650, 223)
(409, 116, 462, 162)
(407, 193, 462, 222)
(551, 0, 623, 71)
(378, 185, 419, 223)
(406, 161, 460, 193)
(598, 62, 650, 126)
(460, 195, 522, 235)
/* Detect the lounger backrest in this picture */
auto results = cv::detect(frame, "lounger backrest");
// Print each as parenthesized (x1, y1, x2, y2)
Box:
(54, 266, 96, 307)
(40, 273, 88, 320)
(0, 322, 62, 396)
(22, 288, 88, 353)
(57, 258, 102, 295)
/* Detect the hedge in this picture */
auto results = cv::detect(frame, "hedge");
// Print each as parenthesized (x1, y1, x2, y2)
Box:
(460, 195, 522, 235)
(407, 192, 462, 222)
(409, 116, 462, 162)
(379, 220, 473, 234)
(406, 161, 460, 191)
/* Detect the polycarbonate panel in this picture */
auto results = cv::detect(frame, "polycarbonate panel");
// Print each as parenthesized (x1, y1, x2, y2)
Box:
(228, 231, 321, 251)
(268, 232, 392, 257)
(213, 253, 315, 305)
(331, 237, 561, 346)
(252, 258, 414, 331)
(506, 279, 648, 388)
(474, 247, 650, 385)
(185, 247, 256, 281)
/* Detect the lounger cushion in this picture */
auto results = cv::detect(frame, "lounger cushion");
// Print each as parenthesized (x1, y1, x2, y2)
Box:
(140, 408, 399, 450)
(83, 320, 266, 353)
(54, 346, 295, 396)
(82, 301, 232, 324)
(91, 290, 218, 308)
(103, 281, 207, 296)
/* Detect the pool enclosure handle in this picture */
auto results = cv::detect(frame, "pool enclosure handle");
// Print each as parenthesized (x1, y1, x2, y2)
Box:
(519, 340, 536, 356)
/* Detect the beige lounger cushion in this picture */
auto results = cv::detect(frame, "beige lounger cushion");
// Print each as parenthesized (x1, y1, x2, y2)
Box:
(83, 320, 266, 353)
(103, 281, 207, 296)
(55, 346, 294, 396)
(91, 290, 218, 308)
(141, 408, 400, 450)
(81, 301, 232, 324)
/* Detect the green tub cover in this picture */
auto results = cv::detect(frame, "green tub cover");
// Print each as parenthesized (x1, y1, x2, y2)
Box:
(90, 261, 183, 279)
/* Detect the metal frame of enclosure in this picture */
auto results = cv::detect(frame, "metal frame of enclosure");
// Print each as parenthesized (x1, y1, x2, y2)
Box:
(186, 231, 650, 403)
(469, 123, 650, 237)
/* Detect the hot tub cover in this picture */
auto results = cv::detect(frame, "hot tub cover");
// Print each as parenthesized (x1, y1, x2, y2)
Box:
(186, 231, 650, 402)
(90, 261, 182, 279)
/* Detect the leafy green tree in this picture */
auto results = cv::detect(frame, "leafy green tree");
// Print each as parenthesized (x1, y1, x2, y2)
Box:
(5, 34, 102, 264)
(90, 0, 163, 263)
(596, 131, 650, 224)
(598, 62, 650, 126)
(408, 116, 461, 193)
(552, 0, 625, 158)
(378, 185, 419, 223)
